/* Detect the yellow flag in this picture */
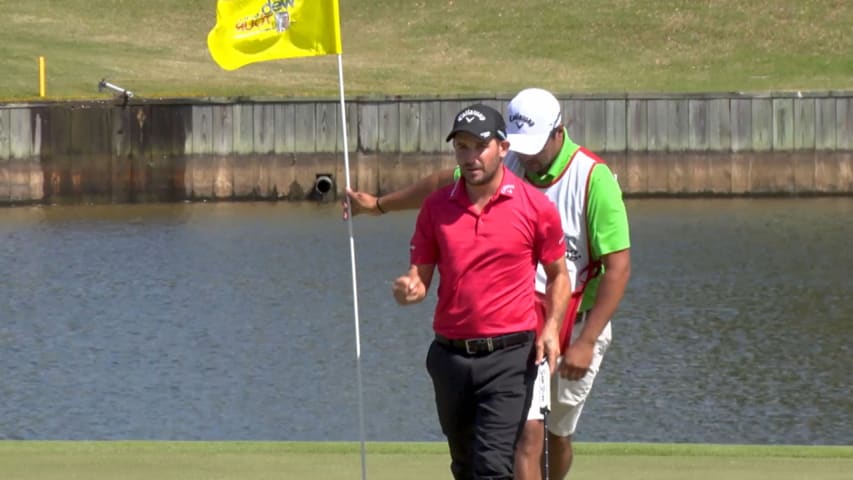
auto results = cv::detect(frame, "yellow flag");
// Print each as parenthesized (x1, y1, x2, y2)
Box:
(207, 0, 342, 71)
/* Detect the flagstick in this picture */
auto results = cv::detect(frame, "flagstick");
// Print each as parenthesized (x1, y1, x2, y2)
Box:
(336, 53, 368, 480)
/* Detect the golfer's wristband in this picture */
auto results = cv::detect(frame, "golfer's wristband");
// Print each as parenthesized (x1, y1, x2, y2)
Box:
(375, 197, 386, 214)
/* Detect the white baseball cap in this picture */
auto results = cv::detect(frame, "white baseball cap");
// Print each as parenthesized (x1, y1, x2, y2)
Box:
(506, 88, 562, 155)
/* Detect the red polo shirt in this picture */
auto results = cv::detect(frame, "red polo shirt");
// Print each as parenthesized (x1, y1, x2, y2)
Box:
(410, 165, 565, 339)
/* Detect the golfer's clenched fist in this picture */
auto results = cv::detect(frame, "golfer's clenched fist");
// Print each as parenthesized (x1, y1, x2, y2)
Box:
(393, 274, 426, 305)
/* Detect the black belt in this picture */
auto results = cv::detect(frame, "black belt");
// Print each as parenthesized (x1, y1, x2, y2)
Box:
(434, 331, 534, 355)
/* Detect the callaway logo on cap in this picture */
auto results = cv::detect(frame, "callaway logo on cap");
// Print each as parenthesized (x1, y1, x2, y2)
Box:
(446, 104, 507, 142)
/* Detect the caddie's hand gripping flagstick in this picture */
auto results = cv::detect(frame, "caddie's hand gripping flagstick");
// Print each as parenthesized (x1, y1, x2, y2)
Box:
(539, 359, 551, 480)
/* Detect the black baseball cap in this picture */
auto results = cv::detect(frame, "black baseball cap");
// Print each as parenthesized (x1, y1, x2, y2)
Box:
(445, 104, 507, 142)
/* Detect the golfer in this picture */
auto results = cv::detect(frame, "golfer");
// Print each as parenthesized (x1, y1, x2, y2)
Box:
(392, 103, 569, 479)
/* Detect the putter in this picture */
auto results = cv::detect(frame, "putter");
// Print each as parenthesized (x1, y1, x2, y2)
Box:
(538, 359, 551, 480)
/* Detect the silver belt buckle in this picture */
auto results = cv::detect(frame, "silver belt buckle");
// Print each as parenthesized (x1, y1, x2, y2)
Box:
(464, 337, 494, 354)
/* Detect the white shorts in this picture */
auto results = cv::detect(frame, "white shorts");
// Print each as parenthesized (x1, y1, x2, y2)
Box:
(527, 318, 612, 438)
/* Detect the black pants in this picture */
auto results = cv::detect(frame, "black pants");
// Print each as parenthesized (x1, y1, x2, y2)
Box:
(426, 334, 537, 480)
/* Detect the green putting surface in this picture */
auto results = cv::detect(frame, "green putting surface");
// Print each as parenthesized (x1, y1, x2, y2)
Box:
(1, 441, 850, 479)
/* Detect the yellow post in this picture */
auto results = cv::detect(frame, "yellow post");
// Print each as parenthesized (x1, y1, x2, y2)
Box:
(39, 56, 46, 97)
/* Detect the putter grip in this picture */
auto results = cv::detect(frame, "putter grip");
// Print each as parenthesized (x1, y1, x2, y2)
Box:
(538, 360, 551, 413)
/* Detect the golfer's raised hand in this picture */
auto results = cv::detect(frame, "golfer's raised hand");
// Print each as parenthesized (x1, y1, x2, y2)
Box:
(342, 188, 380, 220)
(559, 340, 594, 380)
(392, 275, 425, 305)
(536, 322, 560, 375)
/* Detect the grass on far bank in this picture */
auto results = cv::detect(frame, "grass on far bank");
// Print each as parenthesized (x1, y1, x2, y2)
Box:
(1, 0, 851, 101)
(1, 441, 852, 480)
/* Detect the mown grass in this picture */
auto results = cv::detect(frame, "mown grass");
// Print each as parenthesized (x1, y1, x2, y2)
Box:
(1, 441, 851, 480)
(1, 0, 851, 101)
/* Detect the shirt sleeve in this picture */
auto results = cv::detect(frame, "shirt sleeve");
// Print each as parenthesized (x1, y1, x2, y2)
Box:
(587, 163, 631, 259)
(534, 199, 567, 266)
(410, 200, 439, 265)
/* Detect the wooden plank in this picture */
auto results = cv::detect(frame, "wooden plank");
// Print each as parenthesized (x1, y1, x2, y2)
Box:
(583, 100, 606, 152)
(40, 106, 71, 201)
(10, 108, 33, 159)
(7, 156, 31, 201)
(184, 109, 211, 197)
(751, 153, 794, 194)
(127, 104, 150, 199)
(772, 98, 794, 151)
(751, 98, 772, 152)
(605, 99, 626, 152)
(171, 105, 192, 200)
(111, 106, 132, 203)
(211, 105, 234, 155)
(253, 103, 275, 154)
(140, 105, 181, 202)
(315, 101, 337, 153)
(341, 101, 358, 152)
(49, 106, 72, 158)
(626, 99, 647, 151)
(730, 99, 752, 152)
(667, 99, 689, 151)
(565, 99, 585, 146)
(815, 152, 845, 191)
(707, 152, 733, 193)
(358, 102, 379, 153)
(792, 151, 816, 193)
(0, 109, 9, 200)
(192, 105, 214, 155)
(0, 163, 8, 201)
(29, 110, 44, 200)
(730, 153, 750, 193)
(126, 105, 152, 202)
(292, 103, 316, 153)
(399, 101, 420, 153)
(0, 108, 10, 160)
(708, 99, 731, 151)
(31, 109, 43, 157)
(837, 97, 853, 150)
(793, 98, 816, 150)
(233, 103, 253, 155)
(439, 100, 462, 154)
(646, 100, 668, 152)
(273, 103, 295, 154)
(623, 152, 648, 193)
(165, 105, 191, 155)
(213, 155, 234, 198)
(419, 101, 442, 153)
(232, 152, 260, 198)
(645, 153, 669, 193)
(378, 102, 400, 153)
(688, 99, 709, 151)
(70, 105, 112, 156)
(815, 98, 836, 150)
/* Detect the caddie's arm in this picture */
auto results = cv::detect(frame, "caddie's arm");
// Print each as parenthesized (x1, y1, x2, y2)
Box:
(578, 248, 630, 344)
(392, 264, 434, 305)
(538, 257, 570, 374)
(344, 168, 455, 218)
(561, 248, 631, 380)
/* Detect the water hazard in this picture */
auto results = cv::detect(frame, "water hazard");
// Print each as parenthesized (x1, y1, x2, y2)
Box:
(1, 199, 851, 444)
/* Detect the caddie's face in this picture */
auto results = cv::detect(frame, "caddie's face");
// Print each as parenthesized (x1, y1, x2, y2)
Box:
(516, 127, 564, 175)
(452, 132, 507, 186)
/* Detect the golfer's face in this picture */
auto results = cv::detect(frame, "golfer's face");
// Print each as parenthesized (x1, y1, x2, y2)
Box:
(453, 133, 502, 186)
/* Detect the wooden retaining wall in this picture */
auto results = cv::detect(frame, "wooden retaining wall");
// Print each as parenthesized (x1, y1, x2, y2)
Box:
(1, 93, 851, 204)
